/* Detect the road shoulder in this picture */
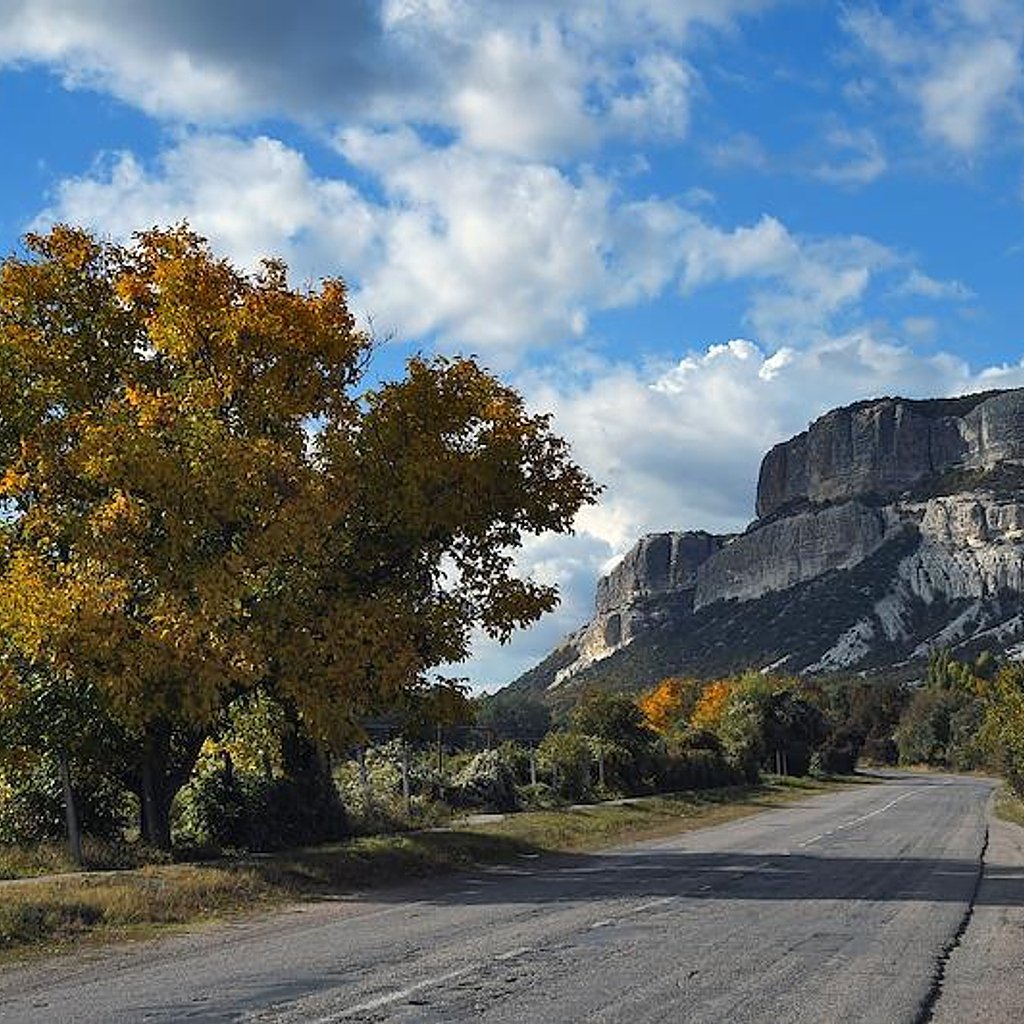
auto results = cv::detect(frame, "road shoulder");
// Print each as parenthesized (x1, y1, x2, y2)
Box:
(931, 794, 1024, 1024)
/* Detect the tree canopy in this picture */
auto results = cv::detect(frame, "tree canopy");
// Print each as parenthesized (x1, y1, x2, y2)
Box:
(0, 224, 599, 845)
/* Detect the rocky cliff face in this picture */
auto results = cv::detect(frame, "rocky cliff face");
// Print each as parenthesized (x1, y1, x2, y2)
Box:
(554, 531, 728, 685)
(510, 388, 1024, 700)
(756, 389, 1024, 517)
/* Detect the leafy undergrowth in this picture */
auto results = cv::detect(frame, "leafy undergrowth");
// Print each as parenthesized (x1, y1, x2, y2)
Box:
(0, 775, 858, 957)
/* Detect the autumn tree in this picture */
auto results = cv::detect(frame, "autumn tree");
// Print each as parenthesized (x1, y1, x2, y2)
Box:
(691, 680, 734, 731)
(0, 225, 598, 848)
(638, 676, 696, 735)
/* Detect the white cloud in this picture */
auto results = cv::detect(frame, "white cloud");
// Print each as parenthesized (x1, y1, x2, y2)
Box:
(843, 2, 1024, 155)
(606, 52, 696, 141)
(37, 135, 379, 285)
(705, 131, 770, 170)
(0, 0, 767, 161)
(898, 269, 976, 301)
(449, 25, 596, 160)
(679, 215, 898, 343)
(41, 131, 964, 361)
(920, 36, 1020, 151)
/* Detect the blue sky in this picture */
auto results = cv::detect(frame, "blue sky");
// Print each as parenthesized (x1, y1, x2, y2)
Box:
(3, 0, 1024, 689)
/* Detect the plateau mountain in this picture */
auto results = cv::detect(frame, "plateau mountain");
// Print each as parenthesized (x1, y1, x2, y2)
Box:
(510, 388, 1024, 702)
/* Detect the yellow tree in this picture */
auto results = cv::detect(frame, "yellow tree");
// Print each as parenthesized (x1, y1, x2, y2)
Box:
(638, 677, 692, 735)
(691, 679, 735, 731)
(0, 225, 598, 847)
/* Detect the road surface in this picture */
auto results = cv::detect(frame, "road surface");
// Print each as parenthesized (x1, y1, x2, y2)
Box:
(1, 772, 1018, 1023)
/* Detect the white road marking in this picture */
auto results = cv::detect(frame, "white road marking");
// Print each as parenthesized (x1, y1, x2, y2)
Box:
(630, 896, 677, 915)
(798, 792, 914, 847)
(322, 966, 475, 1020)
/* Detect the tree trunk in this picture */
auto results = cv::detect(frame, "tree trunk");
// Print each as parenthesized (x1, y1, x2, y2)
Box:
(140, 741, 172, 850)
(137, 718, 204, 851)
(59, 753, 83, 867)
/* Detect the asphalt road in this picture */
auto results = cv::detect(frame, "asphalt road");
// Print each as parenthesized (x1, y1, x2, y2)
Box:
(0, 772, 1013, 1024)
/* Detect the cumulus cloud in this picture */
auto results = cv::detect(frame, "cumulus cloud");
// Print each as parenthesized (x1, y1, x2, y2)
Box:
(843, 1, 1024, 154)
(37, 134, 379, 286)
(0, 0, 403, 122)
(41, 131, 966, 361)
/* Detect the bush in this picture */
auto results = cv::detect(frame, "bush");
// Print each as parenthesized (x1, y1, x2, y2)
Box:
(813, 727, 865, 775)
(450, 749, 519, 812)
(174, 748, 348, 853)
(516, 782, 560, 809)
(537, 731, 593, 802)
(860, 736, 898, 765)
(0, 754, 130, 844)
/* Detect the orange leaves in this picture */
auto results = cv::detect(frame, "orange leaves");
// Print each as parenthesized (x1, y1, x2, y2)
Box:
(638, 677, 691, 734)
(691, 680, 735, 731)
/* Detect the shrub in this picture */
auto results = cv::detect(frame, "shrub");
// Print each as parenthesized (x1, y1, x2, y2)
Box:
(450, 749, 519, 812)
(813, 726, 865, 775)
(174, 750, 348, 853)
(537, 731, 593, 802)
(0, 754, 129, 844)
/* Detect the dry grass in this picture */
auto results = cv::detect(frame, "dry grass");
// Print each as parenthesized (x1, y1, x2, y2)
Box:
(0, 839, 165, 881)
(0, 774, 859, 957)
(995, 785, 1024, 829)
(0, 864, 274, 953)
(470, 776, 857, 852)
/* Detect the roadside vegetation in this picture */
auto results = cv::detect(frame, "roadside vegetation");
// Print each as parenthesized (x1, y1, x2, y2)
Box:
(0, 775, 850, 956)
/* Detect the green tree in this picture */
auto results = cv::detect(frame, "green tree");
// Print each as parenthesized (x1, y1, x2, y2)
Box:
(980, 664, 1024, 792)
(717, 674, 827, 778)
(570, 692, 658, 792)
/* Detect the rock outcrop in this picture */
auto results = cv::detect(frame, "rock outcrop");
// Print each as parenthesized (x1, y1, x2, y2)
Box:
(554, 531, 728, 685)
(756, 389, 1024, 517)
(509, 388, 1024, 701)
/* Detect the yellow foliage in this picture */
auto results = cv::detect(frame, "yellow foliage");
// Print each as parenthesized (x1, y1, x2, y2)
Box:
(638, 677, 690, 734)
(0, 224, 598, 752)
(691, 680, 734, 730)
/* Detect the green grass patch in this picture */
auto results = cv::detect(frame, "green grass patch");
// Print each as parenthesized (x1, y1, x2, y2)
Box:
(0, 775, 858, 957)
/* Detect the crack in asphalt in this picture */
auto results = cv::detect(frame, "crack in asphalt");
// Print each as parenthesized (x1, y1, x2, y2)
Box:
(915, 823, 990, 1024)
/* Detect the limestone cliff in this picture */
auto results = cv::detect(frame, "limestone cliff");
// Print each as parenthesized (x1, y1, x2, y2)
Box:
(756, 389, 1024, 517)
(509, 388, 1024, 700)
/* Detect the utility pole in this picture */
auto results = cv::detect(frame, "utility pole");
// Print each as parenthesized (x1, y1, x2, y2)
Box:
(357, 746, 371, 803)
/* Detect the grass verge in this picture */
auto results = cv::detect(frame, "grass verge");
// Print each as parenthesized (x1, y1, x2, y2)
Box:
(0, 774, 857, 957)
(994, 785, 1024, 829)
